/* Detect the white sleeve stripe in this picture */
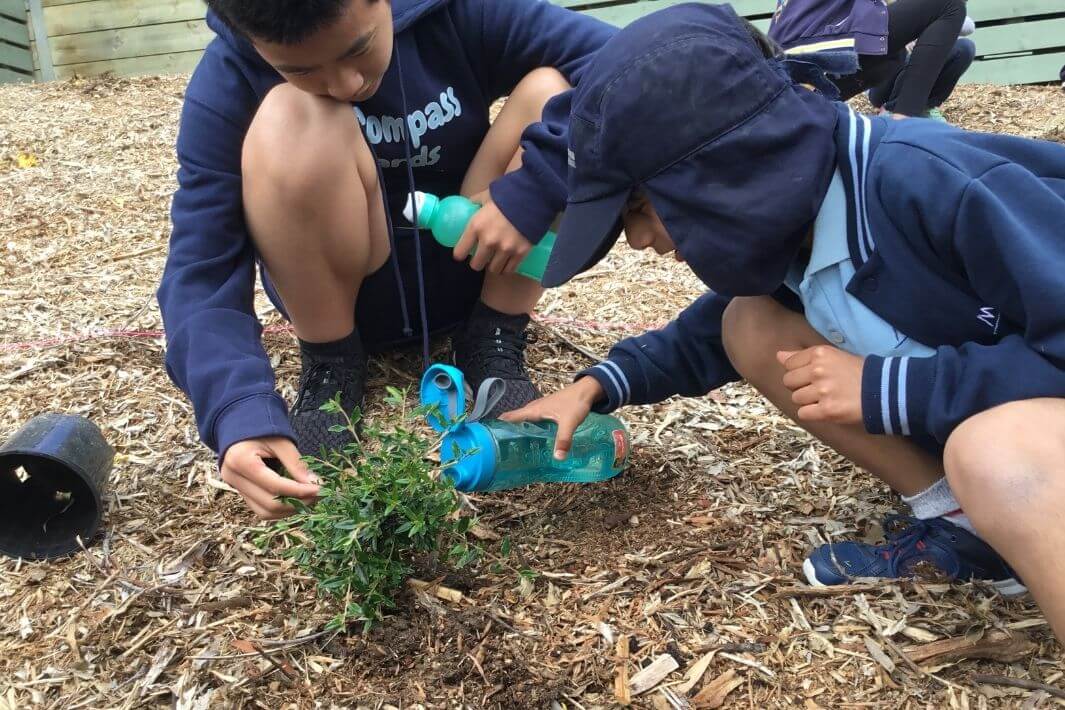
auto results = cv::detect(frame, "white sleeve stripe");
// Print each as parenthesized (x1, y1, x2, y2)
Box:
(858, 114, 876, 256)
(880, 357, 894, 435)
(897, 356, 911, 437)
(592, 363, 625, 405)
(846, 109, 868, 264)
(600, 360, 631, 404)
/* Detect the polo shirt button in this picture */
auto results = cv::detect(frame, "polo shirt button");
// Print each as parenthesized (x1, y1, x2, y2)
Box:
(829, 330, 846, 344)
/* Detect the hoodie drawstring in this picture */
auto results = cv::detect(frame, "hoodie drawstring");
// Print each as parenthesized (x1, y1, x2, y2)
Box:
(395, 36, 432, 369)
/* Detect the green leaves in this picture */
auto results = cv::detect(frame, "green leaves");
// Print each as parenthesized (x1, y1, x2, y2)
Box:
(258, 392, 477, 631)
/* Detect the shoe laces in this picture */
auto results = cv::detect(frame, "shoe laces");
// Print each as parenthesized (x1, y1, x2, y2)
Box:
(293, 361, 347, 413)
(460, 326, 531, 379)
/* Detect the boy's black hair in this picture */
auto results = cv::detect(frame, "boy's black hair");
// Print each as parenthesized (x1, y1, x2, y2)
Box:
(206, 0, 380, 44)
(742, 18, 782, 59)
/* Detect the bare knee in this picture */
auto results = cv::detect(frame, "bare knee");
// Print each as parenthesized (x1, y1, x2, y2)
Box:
(721, 296, 791, 382)
(944, 400, 1065, 522)
(243, 84, 374, 207)
(507, 67, 571, 114)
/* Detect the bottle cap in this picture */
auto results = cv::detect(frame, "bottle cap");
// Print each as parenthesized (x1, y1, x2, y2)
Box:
(419, 363, 465, 433)
(440, 423, 496, 492)
(402, 191, 437, 227)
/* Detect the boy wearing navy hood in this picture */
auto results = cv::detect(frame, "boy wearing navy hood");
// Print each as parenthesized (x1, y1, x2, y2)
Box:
(506, 4, 1065, 641)
(157, 0, 613, 518)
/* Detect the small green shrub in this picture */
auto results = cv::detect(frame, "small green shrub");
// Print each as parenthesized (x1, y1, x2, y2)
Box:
(256, 388, 478, 632)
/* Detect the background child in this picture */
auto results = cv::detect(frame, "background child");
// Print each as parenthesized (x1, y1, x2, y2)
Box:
(157, 0, 613, 518)
(865, 37, 974, 118)
(505, 3, 1065, 641)
(768, 0, 972, 117)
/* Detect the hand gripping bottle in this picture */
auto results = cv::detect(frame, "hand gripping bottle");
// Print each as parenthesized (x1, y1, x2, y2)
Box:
(419, 364, 630, 493)
(403, 191, 558, 283)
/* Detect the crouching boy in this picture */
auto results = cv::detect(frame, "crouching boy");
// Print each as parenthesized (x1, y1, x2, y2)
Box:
(505, 3, 1065, 641)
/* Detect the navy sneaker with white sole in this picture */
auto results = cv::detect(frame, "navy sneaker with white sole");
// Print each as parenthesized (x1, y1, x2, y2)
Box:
(803, 514, 1027, 597)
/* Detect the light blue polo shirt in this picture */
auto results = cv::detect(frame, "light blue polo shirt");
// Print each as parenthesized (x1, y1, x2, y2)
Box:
(785, 169, 935, 359)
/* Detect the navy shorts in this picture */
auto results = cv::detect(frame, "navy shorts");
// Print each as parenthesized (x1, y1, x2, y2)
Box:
(260, 224, 484, 353)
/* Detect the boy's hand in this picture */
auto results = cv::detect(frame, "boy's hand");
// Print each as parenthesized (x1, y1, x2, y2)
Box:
(453, 189, 532, 274)
(500, 377, 604, 460)
(221, 437, 320, 519)
(777, 346, 864, 424)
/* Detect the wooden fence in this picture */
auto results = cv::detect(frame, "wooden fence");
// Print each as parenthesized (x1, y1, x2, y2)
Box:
(0, 0, 33, 83)
(3, 0, 1064, 85)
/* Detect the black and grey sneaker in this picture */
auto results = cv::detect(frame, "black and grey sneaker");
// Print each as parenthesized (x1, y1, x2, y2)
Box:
(451, 303, 540, 420)
(290, 331, 367, 457)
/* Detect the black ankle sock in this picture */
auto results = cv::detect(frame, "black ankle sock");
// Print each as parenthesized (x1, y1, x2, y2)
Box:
(468, 301, 530, 326)
(299, 329, 363, 359)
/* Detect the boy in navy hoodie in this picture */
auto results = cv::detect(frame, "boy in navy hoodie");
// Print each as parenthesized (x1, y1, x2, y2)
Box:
(505, 4, 1065, 640)
(157, 0, 613, 518)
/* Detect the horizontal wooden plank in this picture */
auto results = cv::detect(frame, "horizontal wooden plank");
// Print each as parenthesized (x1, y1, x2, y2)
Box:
(44, 0, 204, 37)
(49, 18, 211, 65)
(565, 0, 1065, 24)
(53, 46, 201, 77)
(968, 0, 1064, 23)
(973, 17, 1065, 56)
(0, 36, 32, 69)
(0, 14, 28, 44)
(0, 0, 25, 20)
(561, 0, 780, 13)
(583, 0, 774, 27)
(963, 49, 1065, 84)
(0, 63, 31, 81)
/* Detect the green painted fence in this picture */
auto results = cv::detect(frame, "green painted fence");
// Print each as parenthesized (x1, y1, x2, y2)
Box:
(7, 0, 1065, 85)
(0, 0, 34, 83)
(570, 0, 1065, 85)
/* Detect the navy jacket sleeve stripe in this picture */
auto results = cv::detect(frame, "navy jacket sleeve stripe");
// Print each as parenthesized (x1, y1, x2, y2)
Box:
(575, 292, 742, 413)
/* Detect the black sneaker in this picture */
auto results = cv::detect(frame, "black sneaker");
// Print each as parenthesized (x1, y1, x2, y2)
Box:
(451, 303, 540, 420)
(290, 332, 367, 458)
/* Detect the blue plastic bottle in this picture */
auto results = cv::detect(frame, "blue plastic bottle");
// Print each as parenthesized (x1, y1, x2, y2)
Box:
(420, 364, 631, 493)
(403, 191, 558, 283)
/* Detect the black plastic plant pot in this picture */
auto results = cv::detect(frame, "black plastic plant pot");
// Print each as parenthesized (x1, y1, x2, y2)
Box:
(0, 413, 114, 560)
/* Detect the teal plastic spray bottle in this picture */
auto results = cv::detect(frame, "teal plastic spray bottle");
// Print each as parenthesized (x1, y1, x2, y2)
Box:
(403, 192, 558, 283)
(420, 364, 631, 493)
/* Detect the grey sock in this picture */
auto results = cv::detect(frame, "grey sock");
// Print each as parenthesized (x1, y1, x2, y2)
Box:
(901, 477, 977, 535)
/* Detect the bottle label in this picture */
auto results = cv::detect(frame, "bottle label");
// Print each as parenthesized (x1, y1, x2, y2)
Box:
(612, 429, 628, 469)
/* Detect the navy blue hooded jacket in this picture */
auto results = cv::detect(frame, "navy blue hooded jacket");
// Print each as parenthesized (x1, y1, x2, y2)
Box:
(581, 105, 1065, 446)
(158, 0, 613, 457)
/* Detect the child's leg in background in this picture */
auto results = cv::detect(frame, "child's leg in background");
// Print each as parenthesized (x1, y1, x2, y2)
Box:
(944, 398, 1065, 640)
(868, 38, 975, 111)
(927, 38, 975, 107)
(834, 0, 966, 115)
(880, 0, 967, 115)
(460, 67, 571, 316)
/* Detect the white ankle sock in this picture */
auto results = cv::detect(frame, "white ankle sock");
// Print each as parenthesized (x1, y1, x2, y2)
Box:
(901, 478, 978, 535)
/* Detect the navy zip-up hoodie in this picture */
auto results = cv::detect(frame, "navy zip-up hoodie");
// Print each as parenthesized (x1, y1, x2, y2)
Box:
(158, 0, 613, 457)
(581, 105, 1065, 446)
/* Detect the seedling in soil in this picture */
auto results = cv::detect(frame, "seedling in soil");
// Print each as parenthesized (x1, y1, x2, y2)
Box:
(256, 388, 479, 632)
